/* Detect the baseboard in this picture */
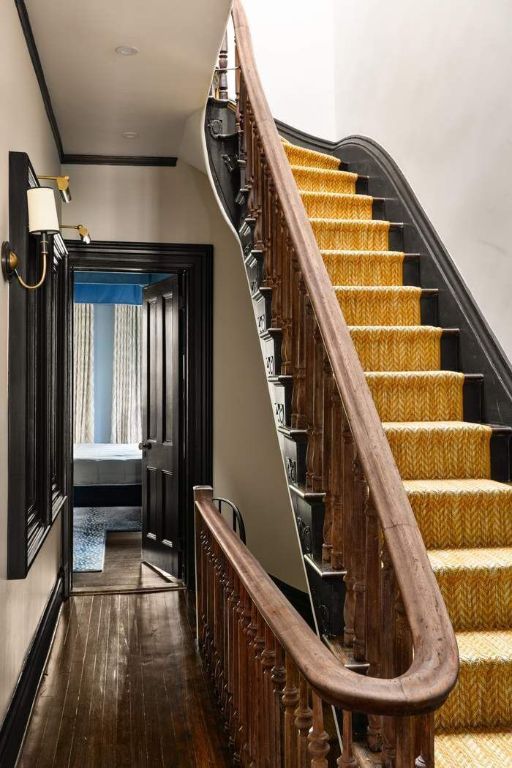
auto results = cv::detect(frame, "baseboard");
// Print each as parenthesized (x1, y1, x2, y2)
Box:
(270, 574, 315, 629)
(0, 573, 64, 767)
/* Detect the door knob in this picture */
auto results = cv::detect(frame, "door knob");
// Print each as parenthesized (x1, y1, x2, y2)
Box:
(138, 441, 152, 450)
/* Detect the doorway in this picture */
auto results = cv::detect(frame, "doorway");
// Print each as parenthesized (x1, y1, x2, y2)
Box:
(64, 241, 213, 597)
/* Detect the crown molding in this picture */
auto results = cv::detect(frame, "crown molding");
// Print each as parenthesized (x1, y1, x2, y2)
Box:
(15, 0, 64, 160)
(62, 154, 178, 167)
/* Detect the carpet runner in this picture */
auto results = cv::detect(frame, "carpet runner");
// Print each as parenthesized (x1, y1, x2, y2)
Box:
(73, 506, 142, 572)
(283, 139, 512, 766)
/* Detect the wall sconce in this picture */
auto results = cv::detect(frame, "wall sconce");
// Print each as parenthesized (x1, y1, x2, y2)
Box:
(37, 174, 72, 203)
(2, 186, 60, 290)
(61, 224, 92, 245)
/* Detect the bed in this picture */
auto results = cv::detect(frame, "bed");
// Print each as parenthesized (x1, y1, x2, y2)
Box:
(73, 443, 142, 507)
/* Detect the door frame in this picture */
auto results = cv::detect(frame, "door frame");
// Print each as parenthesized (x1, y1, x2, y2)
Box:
(64, 240, 213, 595)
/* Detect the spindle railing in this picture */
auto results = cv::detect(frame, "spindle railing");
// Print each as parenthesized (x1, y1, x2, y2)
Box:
(198, 1, 459, 764)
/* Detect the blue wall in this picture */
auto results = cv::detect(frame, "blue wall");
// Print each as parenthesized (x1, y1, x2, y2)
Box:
(74, 271, 169, 443)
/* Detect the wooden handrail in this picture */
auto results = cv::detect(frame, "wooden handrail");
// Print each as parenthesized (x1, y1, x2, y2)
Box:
(196, 486, 449, 715)
(231, 0, 458, 714)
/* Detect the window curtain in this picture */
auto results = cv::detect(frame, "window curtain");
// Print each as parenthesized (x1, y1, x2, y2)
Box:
(73, 303, 95, 443)
(111, 304, 142, 444)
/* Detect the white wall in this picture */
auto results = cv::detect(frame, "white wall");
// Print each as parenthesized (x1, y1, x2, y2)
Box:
(333, 0, 512, 361)
(62, 161, 306, 590)
(0, 1, 62, 724)
(242, 0, 337, 139)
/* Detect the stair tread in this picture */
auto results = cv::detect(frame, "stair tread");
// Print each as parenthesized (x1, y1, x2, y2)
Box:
(404, 478, 512, 493)
(321, 249, 405, 256)
(366, 370, 463, 380)
(429, 547, 512, 571)
(382, 420, 493, 432)
(435, 731, 512, 768)
(290, 163, 357, 178)
(335, 285, 424, 293)
(456, 629, 512, 662)
(310, 217, 390, 226)
(349, 324, 444, 331)
(301, 191, 372, 201)
(282, 143, 340, 169)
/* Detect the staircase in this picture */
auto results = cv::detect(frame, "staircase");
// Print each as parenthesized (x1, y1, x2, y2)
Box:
(279, 139, 512, 765)
(203, 2, 512, 764)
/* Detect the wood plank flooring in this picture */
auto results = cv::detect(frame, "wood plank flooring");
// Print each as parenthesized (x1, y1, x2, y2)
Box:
(18, 590, 232, 768)
(73, 532, 181, 594)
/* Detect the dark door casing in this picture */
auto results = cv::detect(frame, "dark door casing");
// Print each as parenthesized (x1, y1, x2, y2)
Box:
(67, 241, 212, 590)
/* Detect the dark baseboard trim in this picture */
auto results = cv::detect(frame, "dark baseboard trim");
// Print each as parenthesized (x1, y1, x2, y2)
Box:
(275, 119, 512, 427)
(62, 154, 178, 167)
(14, 0, 64, 160)
(270, 574, 314, 629)
(0, 573, 63, 767)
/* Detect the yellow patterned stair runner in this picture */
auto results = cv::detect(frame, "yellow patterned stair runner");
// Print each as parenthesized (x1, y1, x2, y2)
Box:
(283, 139, 512, 766)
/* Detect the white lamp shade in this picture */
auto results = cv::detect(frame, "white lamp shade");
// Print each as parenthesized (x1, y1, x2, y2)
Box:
(27, 186, 59, 234)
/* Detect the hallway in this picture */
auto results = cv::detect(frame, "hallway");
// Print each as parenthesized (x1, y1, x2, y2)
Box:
(18, 591, 231, 768)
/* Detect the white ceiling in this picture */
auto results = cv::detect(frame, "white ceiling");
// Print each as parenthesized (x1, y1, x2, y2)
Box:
(25, 0, 232, 157)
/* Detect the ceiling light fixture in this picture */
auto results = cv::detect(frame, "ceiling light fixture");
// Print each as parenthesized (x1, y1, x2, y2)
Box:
(115, 45, 139, 56)
(61, 224, 92, 245)
(37, 174, 72, 203)
(122, 131, 139, 139)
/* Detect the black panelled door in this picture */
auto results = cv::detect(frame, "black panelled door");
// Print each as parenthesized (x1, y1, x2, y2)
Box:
(141, 276, 181, 577)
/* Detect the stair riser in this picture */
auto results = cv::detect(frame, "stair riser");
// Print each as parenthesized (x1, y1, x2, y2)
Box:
(385, 427, 510, 482)
(437, 660, 512, 731)
(279, 429, 308, 488)
(283, 146, 340, 170)
(336, 290, 437, 327)
(291, 494, 325, 563)
(436, 568, 512, 631)
(368, 376, 482, 423)
(254, 292, 271, 335)
(385, 429, 488, 481)
(238, 216, 255, 257)
(262, 332, 282, 379)
(305, 560, 345, 638)
(324, 253, 420, 288)
(311, 223, 402, 252)
(245, 248, 264, 296)
(408, 485, 512, 550)
(491, 431, 512, 482)
(270, 380, 291, 430)
(301, 194, 373, 220)
(292, 169, 357, 195)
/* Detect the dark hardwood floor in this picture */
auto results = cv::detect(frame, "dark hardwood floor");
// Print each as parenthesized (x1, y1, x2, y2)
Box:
(18, 590, 232, 768)
(73, 531, 183, 594)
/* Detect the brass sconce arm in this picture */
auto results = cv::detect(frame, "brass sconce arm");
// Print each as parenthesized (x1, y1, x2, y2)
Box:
(2, 235, 49, 290)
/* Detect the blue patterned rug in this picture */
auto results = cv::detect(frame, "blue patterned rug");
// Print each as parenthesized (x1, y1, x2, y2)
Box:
(73, 506, 142, 572)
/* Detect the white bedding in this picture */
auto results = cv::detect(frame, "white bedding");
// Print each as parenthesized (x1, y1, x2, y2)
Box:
(73, 443, 142, 486)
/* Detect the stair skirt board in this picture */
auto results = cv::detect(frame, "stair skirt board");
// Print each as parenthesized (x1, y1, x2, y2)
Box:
(281, 139, 512, 755)
(73, 506, 142, 572)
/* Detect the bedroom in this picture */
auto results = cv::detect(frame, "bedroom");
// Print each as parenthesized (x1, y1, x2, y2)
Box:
(72, 270, 173, 588)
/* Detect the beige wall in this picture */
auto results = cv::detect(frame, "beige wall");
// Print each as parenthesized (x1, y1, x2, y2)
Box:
(0, 1, 62, 724)
(62, 161, 306, 590)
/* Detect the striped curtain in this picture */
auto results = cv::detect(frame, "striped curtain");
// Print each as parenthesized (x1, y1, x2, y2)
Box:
(73, 303, 95, 443)
(111, 304, 142, 444)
